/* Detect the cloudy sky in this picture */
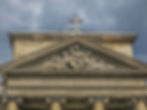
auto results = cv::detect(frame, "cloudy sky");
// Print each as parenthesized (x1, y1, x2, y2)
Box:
(0, 0, 147, 64)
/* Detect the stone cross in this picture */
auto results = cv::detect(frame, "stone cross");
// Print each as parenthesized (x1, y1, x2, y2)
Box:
(70, 14, 82, 32)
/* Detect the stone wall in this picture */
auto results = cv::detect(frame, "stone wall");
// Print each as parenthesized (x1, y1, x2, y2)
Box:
(13, 40, 58, 59)
(102, 43, 133, 57)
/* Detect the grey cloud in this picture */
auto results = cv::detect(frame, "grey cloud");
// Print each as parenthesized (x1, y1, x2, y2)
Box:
(0, 0, 147, 64)
(0, 0, 44, 31)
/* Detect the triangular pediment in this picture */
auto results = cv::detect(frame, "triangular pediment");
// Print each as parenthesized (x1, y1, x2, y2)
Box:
(15, 41, 136, 71)
(1, 39, 147, 73)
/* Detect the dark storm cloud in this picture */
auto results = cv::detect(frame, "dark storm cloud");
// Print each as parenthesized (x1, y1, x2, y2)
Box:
(0, 0, 147, 64)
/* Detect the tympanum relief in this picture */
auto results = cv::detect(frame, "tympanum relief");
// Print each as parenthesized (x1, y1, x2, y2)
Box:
(18, 43, 128, 71)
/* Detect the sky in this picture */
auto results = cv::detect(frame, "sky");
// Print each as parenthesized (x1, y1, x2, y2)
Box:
(0, 0, 147, 64)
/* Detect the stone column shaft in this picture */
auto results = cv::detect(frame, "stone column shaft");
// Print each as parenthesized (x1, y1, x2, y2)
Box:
(94, 101, 105, 110)
(135, 100, 147, 110)
(7, 101, 18, 110)
(50, 101, 62, 110)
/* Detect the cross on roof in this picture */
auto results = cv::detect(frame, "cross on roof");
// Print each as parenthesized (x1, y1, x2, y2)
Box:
(70, 14, 82, 32)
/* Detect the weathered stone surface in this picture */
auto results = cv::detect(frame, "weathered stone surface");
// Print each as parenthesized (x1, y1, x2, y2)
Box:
(1, 32, 145, 110)
(7, 89, 147, 97)
(18, 43, 128, 71)
(8, 78, 147, 88)
(11, 33, 135, 58)
(102, 43, 133, 57)
(13, 40, 57, 58)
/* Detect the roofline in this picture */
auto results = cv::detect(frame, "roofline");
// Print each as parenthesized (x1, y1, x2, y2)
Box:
(9, 32, 137, 43)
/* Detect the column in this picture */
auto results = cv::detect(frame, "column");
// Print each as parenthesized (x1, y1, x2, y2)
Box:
(135, 100, 147, 110)
(50, 101, 62, 110)
(93, 100, 105, 110)
(6, 100, 19, 110)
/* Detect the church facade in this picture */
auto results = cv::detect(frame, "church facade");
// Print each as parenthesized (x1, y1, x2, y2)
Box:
(0, 32, 147, 110)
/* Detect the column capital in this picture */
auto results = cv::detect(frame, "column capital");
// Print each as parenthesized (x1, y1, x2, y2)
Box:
(46, 97, 66, 104)
(2, 97, 23, 104)
(89, 97, 109, 104)
(2, 97, 8, 104)
(131, 96, 146, 104)
(15, 97, 23, 104)
(46, 98, 52, 103)
(10, 97, 23, 104)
